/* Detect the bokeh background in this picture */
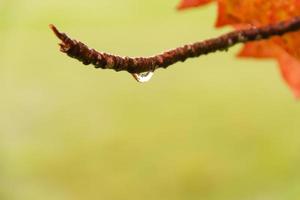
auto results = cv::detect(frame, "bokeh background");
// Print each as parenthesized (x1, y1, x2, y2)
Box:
(1, 0, 300, 199)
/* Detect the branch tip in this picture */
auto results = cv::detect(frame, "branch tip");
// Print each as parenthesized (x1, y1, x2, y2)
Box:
(49, 24, 59, 37)
(49, 24, 67, 42)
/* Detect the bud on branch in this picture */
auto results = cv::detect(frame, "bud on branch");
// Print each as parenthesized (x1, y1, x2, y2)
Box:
(50, 17, 300, 75)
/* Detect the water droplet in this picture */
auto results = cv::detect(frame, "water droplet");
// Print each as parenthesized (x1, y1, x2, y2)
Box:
(132, 71, 154, 83)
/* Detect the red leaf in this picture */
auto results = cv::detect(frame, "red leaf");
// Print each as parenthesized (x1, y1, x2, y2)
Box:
(238, 41, 278, 59)
(177, 0, 300, 97)
(277, 50, 300, 98)
(239, 41, 300, 97)
(177, 0, 213, 10)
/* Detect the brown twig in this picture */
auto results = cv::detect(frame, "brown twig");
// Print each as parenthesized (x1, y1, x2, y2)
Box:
(50, 17, 300, 74)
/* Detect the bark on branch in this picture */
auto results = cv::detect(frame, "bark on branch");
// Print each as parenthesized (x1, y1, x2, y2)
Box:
(50, 17, 300, 74)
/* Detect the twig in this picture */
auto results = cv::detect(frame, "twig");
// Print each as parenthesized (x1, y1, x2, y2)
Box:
(50, 17, 300, 74)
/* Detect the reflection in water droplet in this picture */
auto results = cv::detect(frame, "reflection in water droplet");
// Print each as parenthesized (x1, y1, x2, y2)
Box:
(132, 71, 154, 83)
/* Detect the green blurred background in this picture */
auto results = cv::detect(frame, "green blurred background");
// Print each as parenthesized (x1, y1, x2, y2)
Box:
(1, 0, 300, 199)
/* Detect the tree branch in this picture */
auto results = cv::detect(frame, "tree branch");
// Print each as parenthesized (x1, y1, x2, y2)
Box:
(50, 16, 300, 74)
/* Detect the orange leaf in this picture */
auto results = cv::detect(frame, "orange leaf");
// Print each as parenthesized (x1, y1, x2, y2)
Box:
(277, 49, 300, 98)
(239, 41, 300, 97)
(177, 0, 213, 10)
(177, 0, 300, 97)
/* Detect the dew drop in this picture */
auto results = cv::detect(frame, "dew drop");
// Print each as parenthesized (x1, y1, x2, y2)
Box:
(132, 71, 154, 83)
